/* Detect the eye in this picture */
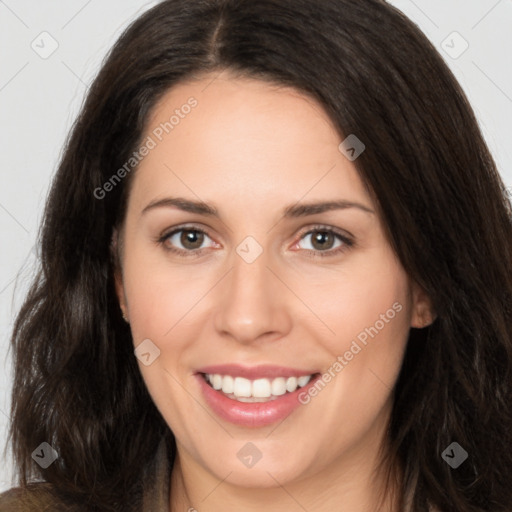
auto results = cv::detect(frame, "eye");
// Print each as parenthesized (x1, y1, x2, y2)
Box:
(157, 224, 354, 258)
(295, 226, 354, 258)
(158, 226, 216, 256)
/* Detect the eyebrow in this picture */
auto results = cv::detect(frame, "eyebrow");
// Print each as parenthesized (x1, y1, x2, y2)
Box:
(141, 196, 375, 218)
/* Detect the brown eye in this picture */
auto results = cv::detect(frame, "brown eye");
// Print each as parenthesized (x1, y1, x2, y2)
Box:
(159, 227, 215, 255)
(178, 229, 205, 250)
(309, 230, 337, 251)
(299, 229, 343, 252)
(295, 226, 354, 258)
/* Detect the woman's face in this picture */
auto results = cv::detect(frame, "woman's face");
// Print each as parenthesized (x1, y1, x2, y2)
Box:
(115, 72, 432, 488)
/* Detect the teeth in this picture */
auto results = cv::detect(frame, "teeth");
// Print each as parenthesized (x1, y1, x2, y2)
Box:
(271, 377, 287, 396)
(221, 375, 234, 394)
(297, 375, 311, 387)
(234, 377, 252, 397)
(212, 374, 222, 390)
(252, 378, 271, 398)
(205, 373, 313, 400)
(286, 377, 298, 392)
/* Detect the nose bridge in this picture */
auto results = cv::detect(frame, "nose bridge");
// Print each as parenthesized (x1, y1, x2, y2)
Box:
(213, 239, 291, 343)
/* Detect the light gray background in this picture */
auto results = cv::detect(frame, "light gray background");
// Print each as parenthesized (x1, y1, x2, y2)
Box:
(0, 0, 511, 492)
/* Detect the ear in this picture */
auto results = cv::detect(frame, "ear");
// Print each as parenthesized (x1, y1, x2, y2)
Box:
(111, 228, 129, 322)
(410, 281, 436, 329)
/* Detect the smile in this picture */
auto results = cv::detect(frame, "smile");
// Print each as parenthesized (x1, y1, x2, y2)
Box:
(203, 373, 315, 402)
(195, 364, 321, 427)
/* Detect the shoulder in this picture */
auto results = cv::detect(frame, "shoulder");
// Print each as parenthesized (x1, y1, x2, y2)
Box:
(0, 483, 82, 512)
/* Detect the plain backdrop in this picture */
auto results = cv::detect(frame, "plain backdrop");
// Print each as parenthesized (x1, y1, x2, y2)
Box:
(0, 0, 511, 492)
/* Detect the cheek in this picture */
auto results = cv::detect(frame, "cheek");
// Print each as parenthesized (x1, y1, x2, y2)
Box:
(313, 252, 412, 419)
(299, 248, 412, 357)
(121, 246, 202, 426)
(307, 247, 411, 374)
(121, 241, 204, 344)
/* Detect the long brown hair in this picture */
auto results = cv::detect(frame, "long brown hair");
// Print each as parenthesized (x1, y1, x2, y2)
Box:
(6, 0, 512, 510)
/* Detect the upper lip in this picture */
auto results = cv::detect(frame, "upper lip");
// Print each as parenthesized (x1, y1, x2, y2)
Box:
(196, 364, 319, 380)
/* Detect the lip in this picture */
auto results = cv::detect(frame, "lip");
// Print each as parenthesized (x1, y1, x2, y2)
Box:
(195, 367, 321, 428)
(196, 363, 318, 380)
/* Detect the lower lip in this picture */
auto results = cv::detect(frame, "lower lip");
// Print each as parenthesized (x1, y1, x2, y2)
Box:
(195, 373, 320, 428)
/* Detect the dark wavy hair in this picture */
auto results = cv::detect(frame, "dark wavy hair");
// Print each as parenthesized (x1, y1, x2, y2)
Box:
(5, 0, 512, 510)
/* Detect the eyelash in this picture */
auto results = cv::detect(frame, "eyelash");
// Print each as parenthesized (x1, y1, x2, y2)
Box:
(157, 224, 354, 259)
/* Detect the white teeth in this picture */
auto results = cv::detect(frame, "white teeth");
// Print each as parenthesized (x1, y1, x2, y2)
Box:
(252, 378, 271, 398)
(233, 377, 252, 397)
(286, 377, 298, 392)
(212, 374, 222, 390)
(204, 373, 314, 400)
(221, 375, 234, 394)
(271, 377, 287, 396)
(297, 375, 312, 387)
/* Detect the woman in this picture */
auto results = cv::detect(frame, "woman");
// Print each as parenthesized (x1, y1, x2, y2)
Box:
(1, 0, 511, 510)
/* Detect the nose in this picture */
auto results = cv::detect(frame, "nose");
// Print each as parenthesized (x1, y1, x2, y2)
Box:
(213, 247, 293, 345)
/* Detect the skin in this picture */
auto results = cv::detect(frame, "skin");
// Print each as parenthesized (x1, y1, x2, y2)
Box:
(114, 70, 434, 512)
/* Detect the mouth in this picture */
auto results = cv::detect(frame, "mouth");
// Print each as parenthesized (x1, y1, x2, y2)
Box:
(194, 365, 322, 427)
(200, 372, 319, 403)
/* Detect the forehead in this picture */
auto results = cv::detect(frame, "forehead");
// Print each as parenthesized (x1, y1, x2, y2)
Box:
(128, 72, 373, 216)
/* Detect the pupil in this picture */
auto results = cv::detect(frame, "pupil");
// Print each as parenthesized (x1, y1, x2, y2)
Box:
(182, 230, 203, 249)
(313, 231, 332, 250)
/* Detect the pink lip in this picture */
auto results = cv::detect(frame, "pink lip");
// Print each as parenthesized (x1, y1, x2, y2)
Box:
(196, 363, 318, 380)
(195, 367, 321, 428)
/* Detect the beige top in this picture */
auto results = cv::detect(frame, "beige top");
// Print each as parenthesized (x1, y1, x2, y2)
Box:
(0, 439, 171, 511)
